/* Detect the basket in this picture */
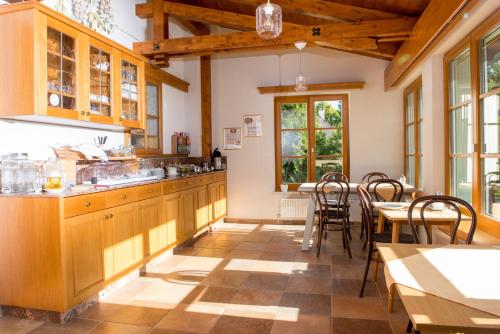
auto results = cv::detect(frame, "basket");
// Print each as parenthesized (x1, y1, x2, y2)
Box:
(52, 147, 86, 160)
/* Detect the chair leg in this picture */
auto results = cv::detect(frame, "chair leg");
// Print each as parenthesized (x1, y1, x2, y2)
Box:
(346, 216, 352, 240)
(387, 285, 395, 313)
(359, 244, 373, 297)
(406, 320, 413, 333)
(343, 218, 352, 258)
(316, 220, 324, 257)
(359, 217, 365, 240)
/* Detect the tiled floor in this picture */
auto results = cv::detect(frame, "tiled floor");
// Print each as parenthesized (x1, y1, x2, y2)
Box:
(0, 223, 411, 334)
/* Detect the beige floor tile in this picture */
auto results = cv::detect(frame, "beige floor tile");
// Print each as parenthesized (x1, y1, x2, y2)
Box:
(0, 316, 44, 334)
(331, 317, 392, 334)
(224, 288, 282, 320)
(331, 295, 389, 321)
(286, 276, 331, 295)
(241, 273, 289, 291)
(292, 263, 331, 277)
(293, 251, 332, 265)
(200, 270, 249, 288)
(98, 304, 169, 327)
(154, 305, 221, 333)
(234, 241, 269, 251)
(203, 240, 238, 250)
(259, 251, 297, 262)
(28, 318, 100, 334)
(89, 322, 151, 334)
(225, 249, 264, 260)
(270, 314, 330, 334)
(175, 256, 224, 272)
(210, 315, 274, 334)
(278, 292, 331, 317)
(195, 248, 231, 258)
(182, 285, 238, 308)
(252, 259, 294, 275)
(331, 278, 379, 297)
(130, 280, 199, 309)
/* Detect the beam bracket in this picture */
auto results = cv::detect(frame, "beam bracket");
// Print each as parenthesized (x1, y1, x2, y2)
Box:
(312, 28, 321, 36)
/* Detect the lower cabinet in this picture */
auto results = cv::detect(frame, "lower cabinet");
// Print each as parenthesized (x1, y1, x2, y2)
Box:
(139, 197, 165, 256)
(208, 181, 227, 221)
(196, 186, 209, 230)
(164, 192, 181, 246)
(218, 181, 227, 218)
(181, 187, 197, 242)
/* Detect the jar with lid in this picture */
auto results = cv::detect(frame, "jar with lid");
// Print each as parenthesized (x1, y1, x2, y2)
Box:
(0, 153, 37, 193)
(43, 158, 65, 192)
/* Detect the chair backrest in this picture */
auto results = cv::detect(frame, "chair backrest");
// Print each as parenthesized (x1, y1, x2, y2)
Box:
(407, 195, 477, 244)
(321, 171, 349, 183)
(315, 179, 350, 220)
(362, 172, 389, 183)
(357, 185, 374, 243)
(367, 179, 403, 202)
(320, 162, 343, 176)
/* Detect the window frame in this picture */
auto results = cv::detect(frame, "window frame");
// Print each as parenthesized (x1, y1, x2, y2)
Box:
(444, 9, 500, 237)
(274, 94, 350, 191)
(404, 76, 423, 190)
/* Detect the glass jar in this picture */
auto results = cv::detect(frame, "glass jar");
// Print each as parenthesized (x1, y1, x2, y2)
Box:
(1, 153, 36, 193)
(43, 158, 64, 192)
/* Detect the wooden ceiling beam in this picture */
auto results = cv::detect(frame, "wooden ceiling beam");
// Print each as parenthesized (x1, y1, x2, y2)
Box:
(314, 38, 378, 51)
(227, 0, 407, 21)
(257, 81, 365, 94)
(133, 18, 416, 57)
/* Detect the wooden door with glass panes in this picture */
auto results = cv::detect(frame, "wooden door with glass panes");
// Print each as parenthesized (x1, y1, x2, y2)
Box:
(45, 18, 82, 120)
(87, 38, 114, 124)
(131, 75, 162, 155)
(117, 53, 143, 128)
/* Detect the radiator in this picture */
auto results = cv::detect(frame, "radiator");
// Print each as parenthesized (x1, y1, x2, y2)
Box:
(279, 199, 309, 219)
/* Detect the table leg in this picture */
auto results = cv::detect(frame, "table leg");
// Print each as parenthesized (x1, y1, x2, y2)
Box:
(392, 222, 401, 243)
(377, 214, 385, 233)
(301, 194, 316, 251)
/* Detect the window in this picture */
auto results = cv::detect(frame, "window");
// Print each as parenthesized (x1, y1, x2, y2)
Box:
(404, 77, 423, 189)
(445, 10, 500, 235)
(274, 94, 349, 190)
(131, 75, 163, 156)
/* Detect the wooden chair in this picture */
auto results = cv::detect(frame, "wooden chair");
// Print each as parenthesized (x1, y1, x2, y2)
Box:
(367, 178, 404, 202)
(405, 195, 477, 333)
(357, 185, 414, 298)
(321, 171, 349, 182)
(361, 172, 389, 183)
(314, 180, 352, 258)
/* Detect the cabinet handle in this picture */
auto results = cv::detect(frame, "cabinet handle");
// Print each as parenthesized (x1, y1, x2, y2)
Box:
(121, 194, 127, 199)
(104, 214, 109, 219)
(84, 201, 91, 207)
(86, 111, 90, 116)
(80, 110, 85, 116)
(109, 213, 114, 218)
(119, 117, 123, 121)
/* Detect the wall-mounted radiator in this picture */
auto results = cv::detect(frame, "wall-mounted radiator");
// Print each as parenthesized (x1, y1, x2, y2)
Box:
(279, 199, 309, 219)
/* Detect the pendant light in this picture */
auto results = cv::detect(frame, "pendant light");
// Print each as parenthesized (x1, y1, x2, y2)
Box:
(294, 41, 307, 92)
(256, 0, 282, 39)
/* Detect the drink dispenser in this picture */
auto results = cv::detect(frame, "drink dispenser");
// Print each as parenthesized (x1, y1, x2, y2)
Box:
(43, 158, 65, 193)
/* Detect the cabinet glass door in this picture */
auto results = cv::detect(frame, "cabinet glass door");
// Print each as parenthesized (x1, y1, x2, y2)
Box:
(47, 27, 77, 112)
(120, 60, 139, 121)
(89, 46, 112, 117)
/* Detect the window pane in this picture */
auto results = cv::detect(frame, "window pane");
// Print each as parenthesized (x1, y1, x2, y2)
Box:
(417, 86, 423, 120)
(314, 100, 342, 128)
(481, 26, 500, 93)
(406, 125, 415, 154)
(282, 131, 307, 156)
(418, 121, 423, 153)
(130, 129, 145, 149)
(281, 103, 307, 129)
(315, 129, 342, 155)
(451, 157, 473, 203)
(406, 156, 415, 186)
(282, 158, 307, 184)
(147, 118, 158, 136)
(418, 155, 423, 189)
(406, 91, 414, 124)
(481, 93, 500, 154)
(450, 105, 473, 154)
(146, 83, 159, 116)
(482, 158, 500, 219)
(316, 157, 343, 181)
(449, 50, 471, 106)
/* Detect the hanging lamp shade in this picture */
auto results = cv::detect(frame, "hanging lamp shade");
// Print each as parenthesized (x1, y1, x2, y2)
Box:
(295, 75, 307, 92)
(256, 0, 282, 39)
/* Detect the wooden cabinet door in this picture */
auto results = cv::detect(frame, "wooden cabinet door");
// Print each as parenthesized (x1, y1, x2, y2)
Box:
(139, 197, 164, 256)
(115, 52, 144, 129)
(208, 183, 218, 223)
(164, 192, 181, 246)
(218, 181, 227, 218)
(182, 188, 197, 240)
(196, 186, 209, 231)
(110, 203, 141, 274)
(65, 211, 106, 296)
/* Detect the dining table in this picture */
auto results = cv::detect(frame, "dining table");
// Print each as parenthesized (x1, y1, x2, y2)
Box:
(297, 182, 415, 251)
(372, 201, 471, 243)
(378, 243, 500, 333)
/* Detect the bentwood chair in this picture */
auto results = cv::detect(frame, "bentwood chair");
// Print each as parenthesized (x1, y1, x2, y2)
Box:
(405, 195, 477, 333)
(361, 172, 389, 183)
(314, 180, 351, 258)
(321, 171, 349, 182)
(320, 162, 343, 176)
(357, 185, 414, 298)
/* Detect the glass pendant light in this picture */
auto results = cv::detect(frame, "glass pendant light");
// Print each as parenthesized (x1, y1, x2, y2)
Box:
(256, 0, 282, 39)
(295, 42, 307, 92)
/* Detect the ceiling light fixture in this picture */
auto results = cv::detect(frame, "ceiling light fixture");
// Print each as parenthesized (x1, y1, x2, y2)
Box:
(294, 41, 307, 92)
(256, 0, 282, 39)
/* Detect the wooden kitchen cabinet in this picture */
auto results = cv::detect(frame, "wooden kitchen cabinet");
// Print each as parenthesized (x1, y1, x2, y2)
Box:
(196, 186, 209, 230)
(140, 197, 165, 256)
(182, 188, 197, 241)
(65, 211, 106, 297)
(116, 52, 144, 129)
(208, 180, 227, 221)
(164, 192, 181, 246)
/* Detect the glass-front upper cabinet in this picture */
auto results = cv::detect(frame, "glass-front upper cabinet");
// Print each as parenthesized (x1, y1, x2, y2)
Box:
(118, 54, 143, 128)
(46, 21, 80, 119)
(88, 40, 114, 123)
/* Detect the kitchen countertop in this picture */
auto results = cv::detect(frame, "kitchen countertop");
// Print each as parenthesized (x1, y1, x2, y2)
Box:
(0, 170, 227, 198)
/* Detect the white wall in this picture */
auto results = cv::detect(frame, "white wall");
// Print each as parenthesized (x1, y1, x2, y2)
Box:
(212, 49, 403, 219)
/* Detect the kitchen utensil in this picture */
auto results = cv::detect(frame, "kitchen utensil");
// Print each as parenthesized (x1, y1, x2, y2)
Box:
(167, 167, 177, 177)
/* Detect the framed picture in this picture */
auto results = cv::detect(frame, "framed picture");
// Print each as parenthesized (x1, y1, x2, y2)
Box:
(223, 127, 242, 150)
(243, 114, 263, 137)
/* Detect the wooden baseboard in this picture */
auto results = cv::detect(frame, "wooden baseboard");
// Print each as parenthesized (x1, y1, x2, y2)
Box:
(224, 217, 306, 225)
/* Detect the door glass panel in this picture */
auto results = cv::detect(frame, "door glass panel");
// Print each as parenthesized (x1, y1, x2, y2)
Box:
(147, 136, 159, 150)
(146, 83, 159, 117)
(315, 129, 342, 155)
(481, 26, 500, 93)
(451, 157, 473, 203)
(417, 86, 423, 120)
(131, 129, 145, 149)
(449, 50, 471, 106)
(481, 93, 500, 154)
(281, 103, 307, 129)
(282, 131, 307, 156)
(482, 158, 500, 219)
(406, 156, 415, 186)
(121, 60, 139, 121)
(47, 28, 76, 110)
(89, 46, 112, 116)
(406, 92, 414, 123)
(406, 125, 415, 154)
(418, 155, 423, 189)
(146, 119, 158, 136)
(450, 105, 473, 154)
(418, 121, 423, 154)
(314, 100, 342, 128)
(282, 158, 307, 184)
(315, 156, 343, 181)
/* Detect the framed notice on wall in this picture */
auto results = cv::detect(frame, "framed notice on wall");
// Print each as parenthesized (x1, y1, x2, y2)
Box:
(243, 114, 263, 137)
(223, 127, 242, 150)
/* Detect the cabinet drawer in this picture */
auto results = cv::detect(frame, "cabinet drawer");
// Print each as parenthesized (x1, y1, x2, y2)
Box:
(137, 183, 161, 200)
(64, 193, 107, 218)
(163, 177, 203, 194)
(106, 187, 138, 208)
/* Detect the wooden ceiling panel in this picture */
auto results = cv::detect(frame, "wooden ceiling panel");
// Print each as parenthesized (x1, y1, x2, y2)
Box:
(324, 0, 430, 16)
